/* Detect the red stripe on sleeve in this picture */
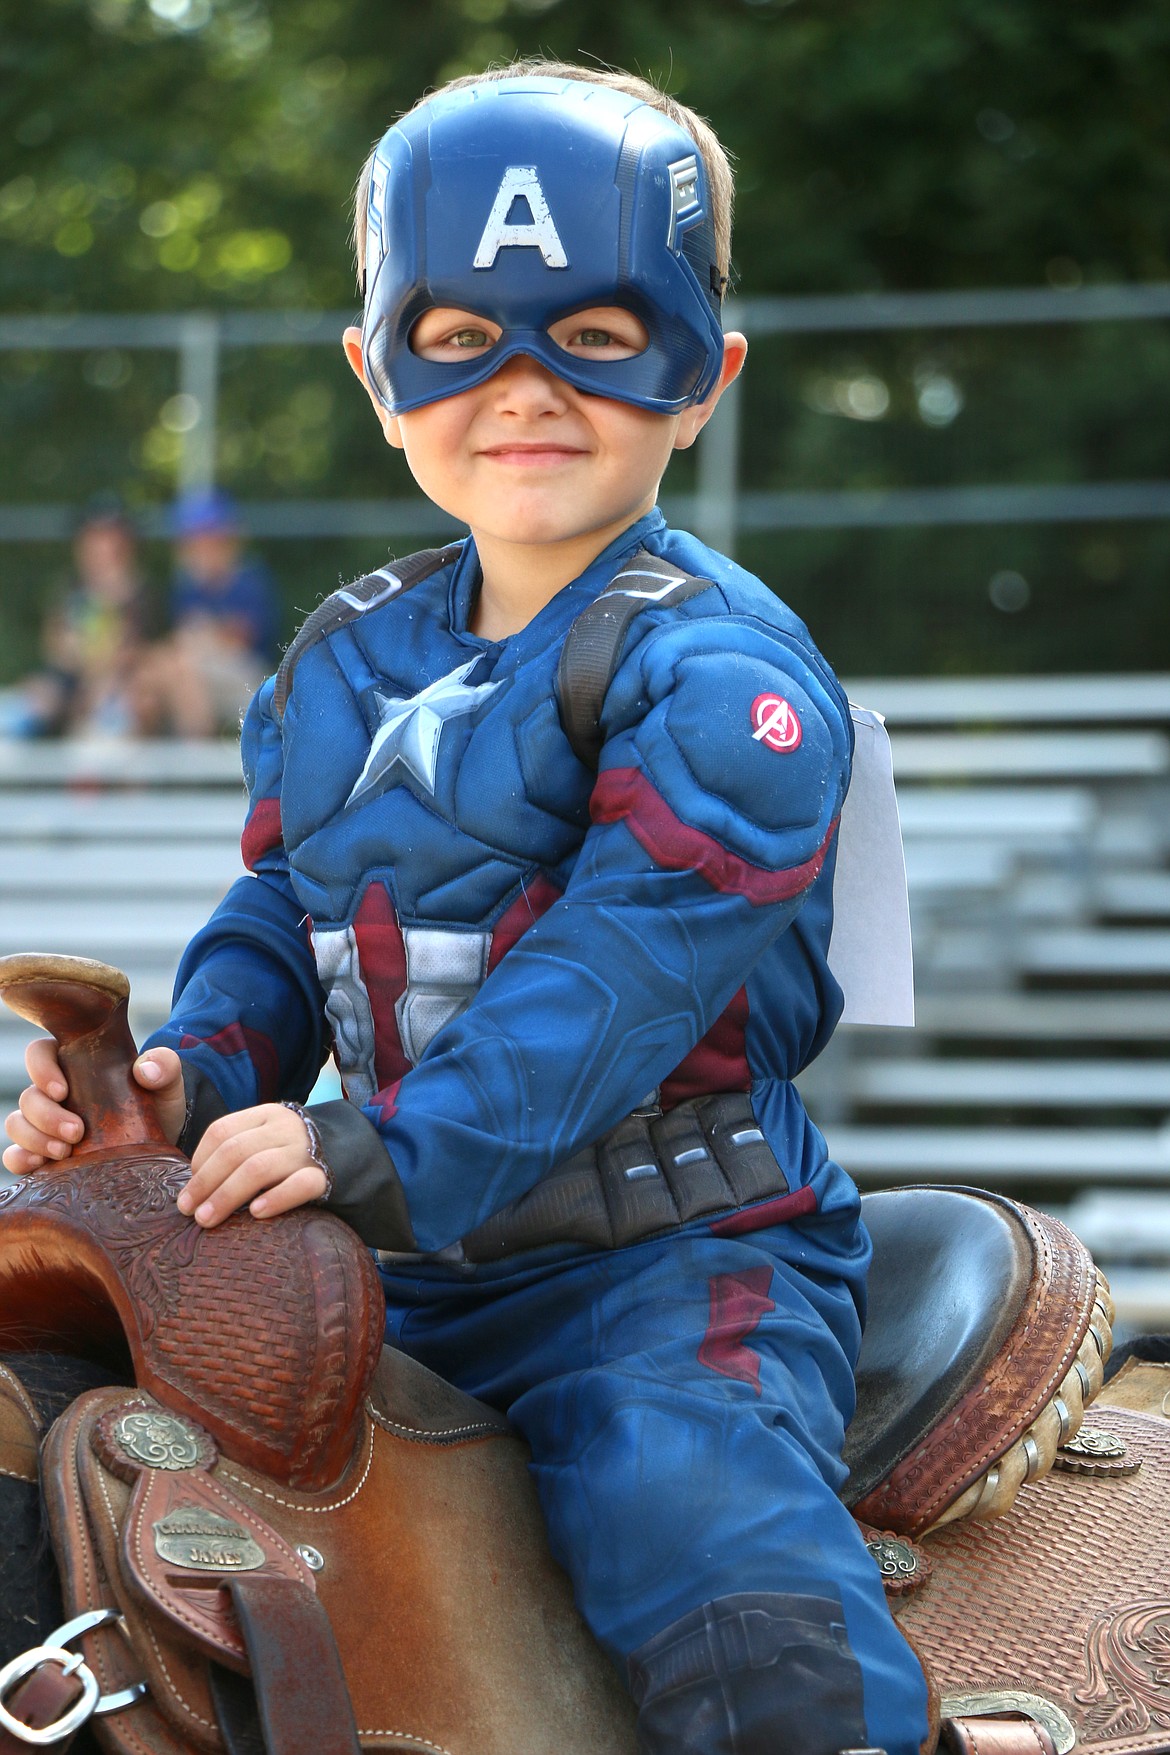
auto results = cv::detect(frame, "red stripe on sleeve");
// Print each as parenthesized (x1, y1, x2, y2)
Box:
(179, 1022, 281, 1103)
(241, 796, 283, 871)
(487, 873, 563, 973)
(590, 766, 837, 906)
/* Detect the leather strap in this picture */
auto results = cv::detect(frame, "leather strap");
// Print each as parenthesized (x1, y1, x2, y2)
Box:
(940, 1718, 1058, 1755)
(209, 1663, 268, 1755)
(0, 1663, 83, 1754)
(555, 548, 714, 771)
(274, 545, 462, 719)
(224, 1575, 361, 1755)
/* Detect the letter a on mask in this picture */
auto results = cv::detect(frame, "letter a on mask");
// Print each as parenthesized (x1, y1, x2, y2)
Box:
(473, 167, 569, 269)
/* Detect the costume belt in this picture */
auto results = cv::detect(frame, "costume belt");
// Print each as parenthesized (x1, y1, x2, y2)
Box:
(450, 1092, 798, 1263)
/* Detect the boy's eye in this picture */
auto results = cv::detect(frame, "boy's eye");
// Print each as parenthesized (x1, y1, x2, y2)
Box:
(409, 310, 500, 359)
(547, 308, 649, 361)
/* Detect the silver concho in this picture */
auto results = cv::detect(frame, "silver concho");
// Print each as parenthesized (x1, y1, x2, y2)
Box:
(153, 1506, 265, 1572)
(1062, 1425, 1127, 1458)
(115, 1411, 202, 1471)
(1054, 1423, 1141, 1477)
(865, 1535, 921, 1581)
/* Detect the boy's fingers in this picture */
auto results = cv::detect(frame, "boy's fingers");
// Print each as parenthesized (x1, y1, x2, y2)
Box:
(7, 1106, 72, 1161)
(25, 1038, 68, 1101)
(250, 1166, 327, 1218)
(2, 1140, 45, 1175)
(180, 1111, 270, 1208)
(18, 1085, 83, 1143)
(182, 1143, 317, 1228)
(134, 1048, 183, 1090)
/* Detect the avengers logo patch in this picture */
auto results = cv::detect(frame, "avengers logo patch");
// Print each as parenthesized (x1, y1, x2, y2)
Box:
(750, 694, 802, 753)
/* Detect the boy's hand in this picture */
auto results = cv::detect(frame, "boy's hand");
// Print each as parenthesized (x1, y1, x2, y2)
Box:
(177, 1105, 327, 1228)
(3, 1042, 186, 1174)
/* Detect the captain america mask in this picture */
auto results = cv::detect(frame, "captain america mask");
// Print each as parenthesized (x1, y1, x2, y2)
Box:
(360, 77, 727, 417)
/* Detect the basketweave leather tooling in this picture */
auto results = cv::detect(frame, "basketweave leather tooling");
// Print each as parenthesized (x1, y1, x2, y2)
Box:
(897, 1402, 1170, 1755)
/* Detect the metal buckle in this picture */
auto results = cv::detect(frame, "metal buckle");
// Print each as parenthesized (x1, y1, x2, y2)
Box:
(0, 1608, 147, 1746)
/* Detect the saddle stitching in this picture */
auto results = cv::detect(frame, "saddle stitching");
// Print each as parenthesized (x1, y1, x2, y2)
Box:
(366, 1400, 499, 1444)
(94, 1459, 219, 1735)
(218, 1418, 374, 1513)
(67, 1407, 106, 1684)
(903, 1214, 1053, 1479)
(875, 1205, 1096, 1526)
(0, 1461, 37, 1483)
(129, 1470, 293, 1657)
(356, 1734, 455, 1753)
(0, 1362, 43, 1430)
(64, 1399, 165, 1755)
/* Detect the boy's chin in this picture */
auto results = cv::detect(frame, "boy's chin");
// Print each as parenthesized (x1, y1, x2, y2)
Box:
(474, 513, 637, 553)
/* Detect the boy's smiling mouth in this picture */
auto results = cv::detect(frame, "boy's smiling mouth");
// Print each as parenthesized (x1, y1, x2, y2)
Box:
(477, 442, 589, 465)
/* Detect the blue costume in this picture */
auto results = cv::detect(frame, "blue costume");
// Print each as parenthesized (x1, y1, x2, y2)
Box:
(147, 76, 931, 1755)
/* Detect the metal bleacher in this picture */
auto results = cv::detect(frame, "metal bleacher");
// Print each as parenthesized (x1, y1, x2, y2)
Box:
(0, 738, 244, 1089)
(801, 673, 1170, 1334)
(1, 673, 1169, 1331)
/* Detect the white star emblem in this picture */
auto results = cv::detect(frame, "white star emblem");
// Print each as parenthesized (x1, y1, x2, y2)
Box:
(347, 661, 501, 805)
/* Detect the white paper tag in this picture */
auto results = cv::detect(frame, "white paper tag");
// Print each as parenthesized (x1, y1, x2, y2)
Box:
(827, 705, 915, 1027)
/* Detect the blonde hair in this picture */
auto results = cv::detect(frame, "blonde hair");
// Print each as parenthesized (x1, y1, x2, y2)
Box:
(352, 58, 734, 296)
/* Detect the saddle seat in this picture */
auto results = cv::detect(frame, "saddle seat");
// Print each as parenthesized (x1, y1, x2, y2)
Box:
(846, 1186, 1113, 1535)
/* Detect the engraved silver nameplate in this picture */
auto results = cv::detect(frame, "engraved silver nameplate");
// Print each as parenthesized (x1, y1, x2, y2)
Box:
(153, 1506, 266, 1573)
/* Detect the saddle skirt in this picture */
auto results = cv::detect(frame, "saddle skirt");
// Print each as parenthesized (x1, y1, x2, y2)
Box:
(39, 1354, 638, 1755)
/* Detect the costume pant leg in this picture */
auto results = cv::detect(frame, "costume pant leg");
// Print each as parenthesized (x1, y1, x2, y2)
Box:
(383, 1214, 931, 1755)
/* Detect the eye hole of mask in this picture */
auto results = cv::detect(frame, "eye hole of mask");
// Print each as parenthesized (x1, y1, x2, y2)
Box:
(408, 306, 650, 364)
(546, 308, 649, 360)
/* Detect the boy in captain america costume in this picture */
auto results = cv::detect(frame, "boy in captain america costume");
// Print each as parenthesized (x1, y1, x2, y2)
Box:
(7, 61, 931, 1755)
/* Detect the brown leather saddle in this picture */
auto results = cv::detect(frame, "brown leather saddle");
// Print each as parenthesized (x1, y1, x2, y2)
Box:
(0, 953, 1163, 1755)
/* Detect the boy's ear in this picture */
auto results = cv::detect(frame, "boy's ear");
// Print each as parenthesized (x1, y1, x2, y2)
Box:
(342, 326, 404, 449)
(672, 331, 747, 451)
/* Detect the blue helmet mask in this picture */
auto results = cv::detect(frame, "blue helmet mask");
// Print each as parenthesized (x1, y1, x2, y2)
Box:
(360, 77, 727, 417)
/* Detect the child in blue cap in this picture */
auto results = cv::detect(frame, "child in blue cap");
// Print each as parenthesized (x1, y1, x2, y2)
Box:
(8, 59, 931, 1755)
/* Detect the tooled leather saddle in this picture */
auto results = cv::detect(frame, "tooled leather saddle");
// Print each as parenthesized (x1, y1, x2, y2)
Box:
(0, 953, 1166, 1755)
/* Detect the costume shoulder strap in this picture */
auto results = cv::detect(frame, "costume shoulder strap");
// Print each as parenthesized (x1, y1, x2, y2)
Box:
(273, 543, 463, 719)
(556, 547, 715, 771)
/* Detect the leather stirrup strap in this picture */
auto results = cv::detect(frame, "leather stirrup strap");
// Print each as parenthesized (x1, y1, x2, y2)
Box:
(0, 1664, 84, 1754)
(940, 1718, 1058, 1755)
(216, 1575, 361, 1755)
(210, 1665, 268, 1755)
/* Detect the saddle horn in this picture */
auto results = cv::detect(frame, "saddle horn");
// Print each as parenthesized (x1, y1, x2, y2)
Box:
(0, 952, 170, 1152)
(0, 953, 383, 1490)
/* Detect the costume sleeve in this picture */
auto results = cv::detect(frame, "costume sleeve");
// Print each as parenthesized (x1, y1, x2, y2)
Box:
(316, 611, 852, 1253)
(142, 676, 328, 1123)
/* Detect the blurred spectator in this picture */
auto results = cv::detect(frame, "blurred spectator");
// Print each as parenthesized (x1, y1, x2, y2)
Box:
(134, 488, 277, 737)
(0, 496, 147, 739)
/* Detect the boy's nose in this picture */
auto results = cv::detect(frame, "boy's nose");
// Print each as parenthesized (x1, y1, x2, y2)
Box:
(488, 349, 571, 411)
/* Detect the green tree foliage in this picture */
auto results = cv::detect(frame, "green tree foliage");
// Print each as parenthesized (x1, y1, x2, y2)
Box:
(2, 0, 1169, 677)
